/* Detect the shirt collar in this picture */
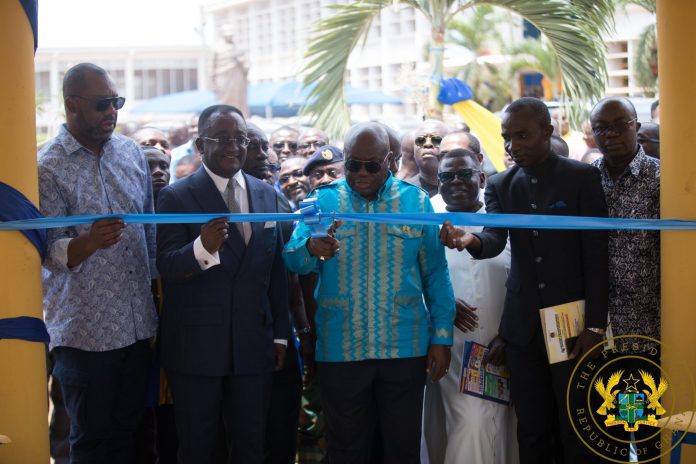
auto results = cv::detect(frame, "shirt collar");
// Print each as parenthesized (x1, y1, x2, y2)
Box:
(57, 124, 115, 155)
(520, 152, 558, 177)
(202, 164, 246, 193)
(597, 145, 646, 179)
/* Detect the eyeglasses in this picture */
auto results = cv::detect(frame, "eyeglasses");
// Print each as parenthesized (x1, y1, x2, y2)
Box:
(70, 95, 125, 112)
(437, 168, 480, 183)
(344, 153, 390, 174)
(272, 142, 298, 151)
(279, 169, 306, 184)
(268, 163, 281, 173)
(310, 168, 341, 180)
(299, 140, 326, 151)
(247, 141, 270, 152)
(592, 118, 638, 137)
(201, 135, 250, 148)
(415, 134, 443, 147)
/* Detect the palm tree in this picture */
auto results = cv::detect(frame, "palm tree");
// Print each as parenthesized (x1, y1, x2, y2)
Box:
(301, 0, 615, 138)
(616, 0, 657, 96)
(446, 6, 513, 110)
(507, 37, 560, 97)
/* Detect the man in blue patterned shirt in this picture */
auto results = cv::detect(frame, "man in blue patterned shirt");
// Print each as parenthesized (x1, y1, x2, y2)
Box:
(39, 63, 157, 463)
(284, 122, 455, 463)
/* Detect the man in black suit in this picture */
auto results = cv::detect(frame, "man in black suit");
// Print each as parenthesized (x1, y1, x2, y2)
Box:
(441, 97, 609, 463)
(156, 105, 290, 464)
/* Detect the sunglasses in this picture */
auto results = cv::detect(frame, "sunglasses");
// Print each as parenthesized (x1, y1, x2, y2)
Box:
(247, 141, 270, 152)
(415, 134, 443, 147)
(272, 142, 298, 151)
(201, 135, 250, 148)
(344, 153, 390, 174)
(299, 140, 326, 150)
(437, 168, 480, 183)
(268, 163, 281, 173)
(279, 169, 306, 184)
(592, 118, 637, 137)
(310, 168, 342, 180)
(70, 95, 126, 112)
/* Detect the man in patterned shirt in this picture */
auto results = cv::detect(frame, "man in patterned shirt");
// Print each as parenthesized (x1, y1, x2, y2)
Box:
(590, 97, 660, 341)
(284, 122, 455, 463)
(590, 96, 660, 461)
(39, 63, 157, 463)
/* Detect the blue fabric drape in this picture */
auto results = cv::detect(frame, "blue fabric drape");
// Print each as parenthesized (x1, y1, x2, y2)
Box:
(0, 182, 47, 260)
(0, 316, 50, 343)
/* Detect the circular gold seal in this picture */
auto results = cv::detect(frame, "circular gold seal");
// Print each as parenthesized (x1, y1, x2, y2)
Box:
(566, 335, 696, 463)
(321, 149, 333, 160)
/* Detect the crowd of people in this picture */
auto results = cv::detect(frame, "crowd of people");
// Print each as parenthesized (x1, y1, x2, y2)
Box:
(39, 62, 661, 464)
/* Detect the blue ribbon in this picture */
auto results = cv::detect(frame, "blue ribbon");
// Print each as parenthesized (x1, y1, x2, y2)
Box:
(0, 316, 50, 343)
(0, 182, 47, 260)
(1, 212, 695, 231)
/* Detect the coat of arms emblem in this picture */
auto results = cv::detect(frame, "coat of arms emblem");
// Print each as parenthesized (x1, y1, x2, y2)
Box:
(593, 369, 667, 432)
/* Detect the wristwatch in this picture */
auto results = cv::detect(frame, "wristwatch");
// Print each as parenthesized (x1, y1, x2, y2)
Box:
(297, 327, 312, 336)
(587, 327, 606, 335)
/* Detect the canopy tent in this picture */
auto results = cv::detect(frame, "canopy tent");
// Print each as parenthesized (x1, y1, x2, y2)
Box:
(129, 89, 217, 114)
(131, 81, 402, 117)
(438, 78, 506, 173)
(248, 79, 403, 117)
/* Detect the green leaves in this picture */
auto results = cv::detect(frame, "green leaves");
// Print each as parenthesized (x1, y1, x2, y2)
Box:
(301, 0, 616, 137)
(300, 1, 385, 139)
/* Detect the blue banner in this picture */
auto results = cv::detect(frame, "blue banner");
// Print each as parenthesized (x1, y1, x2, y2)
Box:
(1, 211, 695, 231)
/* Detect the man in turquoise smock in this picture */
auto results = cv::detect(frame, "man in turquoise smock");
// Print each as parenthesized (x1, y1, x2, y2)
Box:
(283, 122, 455, 464)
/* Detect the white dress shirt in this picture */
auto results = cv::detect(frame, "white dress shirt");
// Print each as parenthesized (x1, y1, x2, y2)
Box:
(193, 165, 250, 270)
(193, 165, 286, 346)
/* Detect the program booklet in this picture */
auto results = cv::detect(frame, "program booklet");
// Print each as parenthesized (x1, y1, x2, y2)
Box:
(459, 341, 511, 405)
(540, 300, 586, 364)
(539, 300, 615, 365)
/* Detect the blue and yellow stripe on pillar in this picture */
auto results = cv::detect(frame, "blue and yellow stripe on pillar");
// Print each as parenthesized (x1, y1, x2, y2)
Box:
(0, 1, 50, 463)
(438, 78, 506, 173)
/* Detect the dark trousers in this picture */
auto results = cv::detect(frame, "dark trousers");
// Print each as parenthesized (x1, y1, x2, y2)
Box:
(167, 369, 273, 464)
(47, 350, 70, 464)
(265, 338, 303, 464)
(52, 340, 151, 464)
(317, 357, 427, 464)
(506, 326, 599, 464)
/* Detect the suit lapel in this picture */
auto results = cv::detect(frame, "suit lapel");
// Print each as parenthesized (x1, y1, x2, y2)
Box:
(188, 167, 243, 273)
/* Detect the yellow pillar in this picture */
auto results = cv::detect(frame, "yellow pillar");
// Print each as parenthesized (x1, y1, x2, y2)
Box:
(0, 2, 49, 463)
(658, 1, 696, 462)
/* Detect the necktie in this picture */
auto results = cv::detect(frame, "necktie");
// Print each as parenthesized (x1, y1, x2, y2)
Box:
(226, 179, 249, 244)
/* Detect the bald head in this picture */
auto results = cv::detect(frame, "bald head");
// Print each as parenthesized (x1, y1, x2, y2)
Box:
(414, 119, 449, 178)
(590, 97, 637, 122)
(440, 132, 481, 155)
(590, 96, 640, 165)
(63, 63, 110, 98)
(344, 122, 390, 156)
(343, 122, 392, 200)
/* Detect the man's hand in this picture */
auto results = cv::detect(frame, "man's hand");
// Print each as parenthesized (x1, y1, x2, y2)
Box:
(86, 217, 126, 250)
(439, 221, 478, 251)
(454, 298, 478, 333)
(426, 344, 451, 383)
(274, 343, 287, 371)
(299, 332, 316, 385)
(569, 329, 604, 361)
(307, 221, 343, 261)
(482, 335, 506, 367)
(200, 217, 229, 254)
(67, 218, 126, 268)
